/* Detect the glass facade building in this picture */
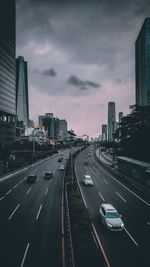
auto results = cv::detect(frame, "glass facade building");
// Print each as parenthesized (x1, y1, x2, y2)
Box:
(102, 124, 107, 141)
(136, 18, 150, 106)
(108, 102, 116, 141)
(0, 0, 16, 144)
(16, 56, 29, 126)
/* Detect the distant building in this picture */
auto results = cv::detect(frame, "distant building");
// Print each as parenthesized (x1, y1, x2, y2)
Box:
(0, 0, 16, 145)
(108, 102, 116, 141)
(38, 113, 54, 140)
(25, 127, 48, 145)
(16, 56, 29, 126)
(118, 112, 123, 123)
(102, 124, 107, 141)
(58, 119, 67, 140)
(29, 119, 34, 128)
(136, 18, 150, 106)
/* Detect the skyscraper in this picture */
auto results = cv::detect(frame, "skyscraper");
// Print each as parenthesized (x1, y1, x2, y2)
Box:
(16, 56, 29, 126)
(135, 18, 150, 106)
(108, 102, 116, 141)
(118, 112, 123, 123)
(101, 124, 107, 141)
(0, 0, 16, 144)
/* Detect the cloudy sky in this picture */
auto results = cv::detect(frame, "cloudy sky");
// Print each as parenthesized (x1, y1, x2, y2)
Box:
(16, 0, 150, 137)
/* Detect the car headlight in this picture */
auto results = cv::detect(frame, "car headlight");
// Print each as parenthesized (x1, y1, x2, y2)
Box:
(107, 223, 112, 228)
(121, 223, 124, 228)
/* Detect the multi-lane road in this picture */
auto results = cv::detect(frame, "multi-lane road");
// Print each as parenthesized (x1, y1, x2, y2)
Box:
(0, 150, 68, 267)
(75, 147, 150, 267)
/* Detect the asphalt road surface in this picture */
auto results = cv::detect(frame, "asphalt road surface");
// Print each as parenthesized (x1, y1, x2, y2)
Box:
(0, 150, 69, 267)
(75, 146, 150, 267)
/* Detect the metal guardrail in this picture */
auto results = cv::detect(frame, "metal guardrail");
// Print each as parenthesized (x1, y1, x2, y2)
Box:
(64, 184, 75, 267)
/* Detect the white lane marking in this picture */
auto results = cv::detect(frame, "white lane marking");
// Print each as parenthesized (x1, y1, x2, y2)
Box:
(147, 222, 150, 226)
(20, 243, 30, 267)
(99, 192, 105, 201)
(0, 196, 4, 201)
(124, 227, 139, 247)
(13, 184, 18, 189)
(101, 168, 150, 207)
(9, 204, 20, 220)
(45, 188, 48, 195)
(116, 192, 127, 203)
(26, 188, 31, 195)
(36, 204, 42, 220)
(36, 178, 39, 181)
(6, 189, 12, 195)
(103, 179, 108, 185)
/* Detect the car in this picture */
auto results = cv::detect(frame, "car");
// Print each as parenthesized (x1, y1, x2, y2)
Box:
(44, 171, 53, 180)
(27, 174, 37, 183)
(83, 175, 94, 186)
(59, 164, 65, 170)
(99, 204, 124, 231)
(58, 158, 63, 162)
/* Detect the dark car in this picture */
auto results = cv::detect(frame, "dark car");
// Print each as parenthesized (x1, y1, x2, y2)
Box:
(44, 171, 53, 180)
(27, 174, 37, 183)
(58, 158, 63, 162)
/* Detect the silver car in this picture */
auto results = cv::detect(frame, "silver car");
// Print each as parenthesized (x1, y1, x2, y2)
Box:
(83, 175, 94, 186)
(100, 204, 124, 231)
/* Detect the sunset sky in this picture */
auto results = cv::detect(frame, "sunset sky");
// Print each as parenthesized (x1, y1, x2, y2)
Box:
(16, 0, 150, 137)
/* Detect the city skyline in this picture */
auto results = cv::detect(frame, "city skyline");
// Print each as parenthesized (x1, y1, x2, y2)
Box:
(16, 0, 150, 137)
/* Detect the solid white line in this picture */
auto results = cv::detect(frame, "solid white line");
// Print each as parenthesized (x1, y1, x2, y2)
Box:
(0, 196, 4, 201)
(45, 188, 48, 195)
(99, 192, 105, 201)
(124, 227, 139, 247)
(6, 189, 12, 195)
(26, 188, 31, 195)
(147, 222, 150, 226)
(36, 204, 42, 220)
(9, 204, 20, 220)
(103, 179, 108, 185)
(116, 192, 127, 203)
(101, 168, 150, 207)
(20, 243, 30, 267)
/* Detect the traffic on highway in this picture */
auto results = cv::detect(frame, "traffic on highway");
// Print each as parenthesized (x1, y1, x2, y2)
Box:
(0, 150, 68, 267)
(75, 146, 150, 267)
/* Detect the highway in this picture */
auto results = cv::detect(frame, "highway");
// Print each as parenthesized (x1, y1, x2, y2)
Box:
(75, 147, 150, 267)
(0, 150, 68, 267)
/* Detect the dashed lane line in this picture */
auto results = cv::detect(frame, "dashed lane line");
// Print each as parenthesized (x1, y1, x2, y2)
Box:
(20, 243, 30, 267)
(101, 167, 150, 207)
(99, 192, 105, 201)
(45, 188, 48, 195)
(6, 189, 12, 195)
(124, 227, 139, 247)
(26, 188, 31, 195)
(103, 179, 108, 185)
(116, 192, 127, 203)
(8, 204, 20, 220)
(36, 204, 42, 220)
(0, 196, 5, 201)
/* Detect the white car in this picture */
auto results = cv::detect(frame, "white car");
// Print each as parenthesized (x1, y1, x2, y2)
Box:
(59, 164, 65, 170)
(100, 204, 124, 231)
(83, 175, 94, 186)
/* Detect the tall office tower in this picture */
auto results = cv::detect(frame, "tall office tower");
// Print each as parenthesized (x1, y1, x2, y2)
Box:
(108, 102, 116, 141)
(136, 18, 150, 106)
(39, 113, 54, 140)
(58, 119, 68, 140)
(101, 124, 107, 141)
(0, 0, 16, 144)
(118, 112, 123, 123)
(16, 56, 29, 127)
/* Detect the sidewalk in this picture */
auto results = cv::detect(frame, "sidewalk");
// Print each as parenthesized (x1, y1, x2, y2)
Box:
(95, 149, 113, 166)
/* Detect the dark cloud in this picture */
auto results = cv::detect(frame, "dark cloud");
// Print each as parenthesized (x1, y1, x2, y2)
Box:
(34, 68, 57, 77)
(67, 75, 100, 90)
